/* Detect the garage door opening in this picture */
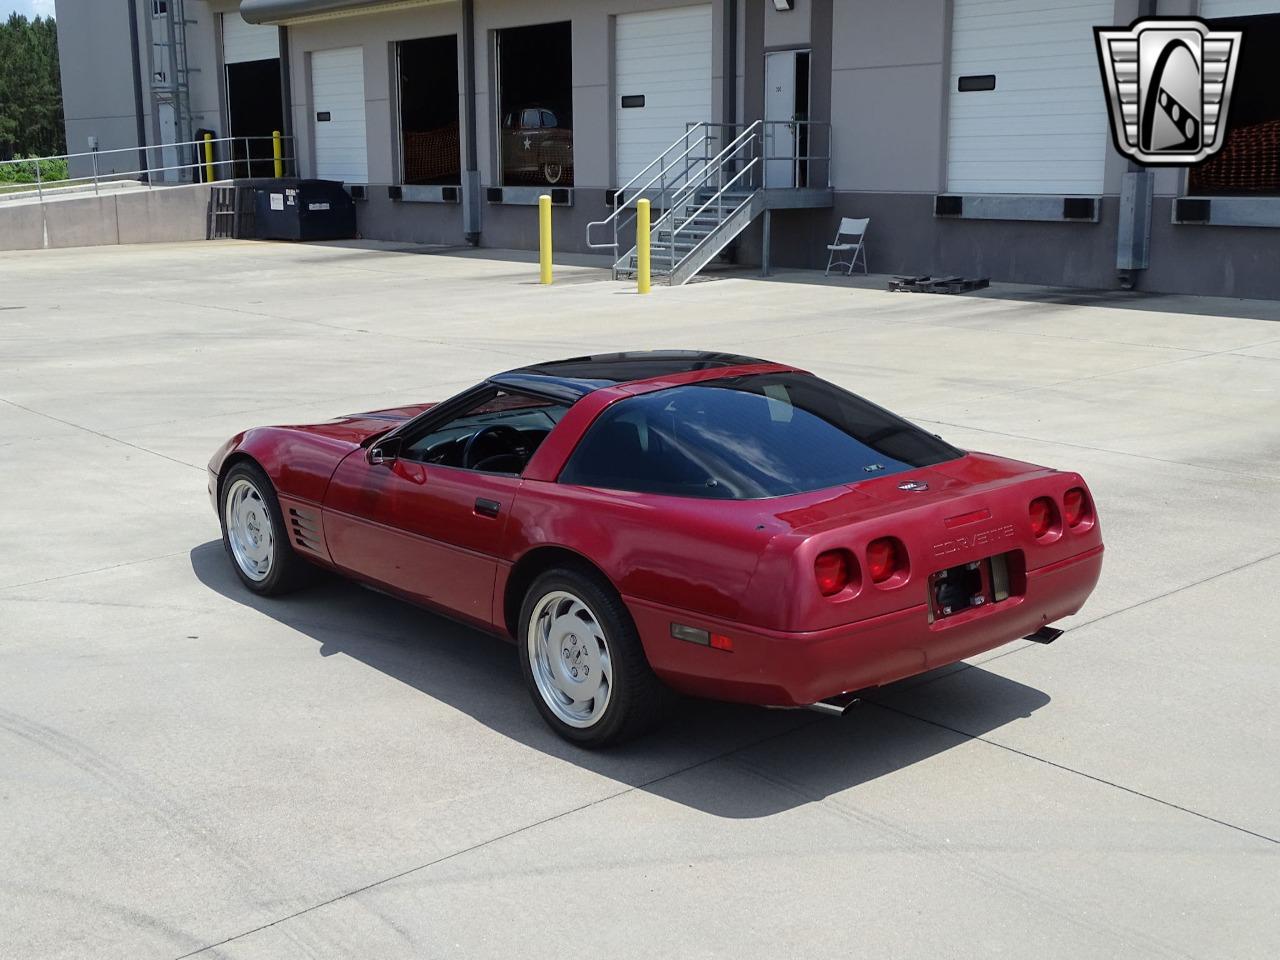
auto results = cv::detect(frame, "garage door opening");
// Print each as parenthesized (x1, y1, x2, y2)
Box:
(496, 22, 573, 186)
(226, 59, 283, 178)
(398, 36, 460, 185)
(222, 14, 282, 179)
(1188, 13, 1280, 195)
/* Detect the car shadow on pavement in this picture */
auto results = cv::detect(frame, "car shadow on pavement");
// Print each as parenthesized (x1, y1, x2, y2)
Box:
(190, 541, 1050, 819)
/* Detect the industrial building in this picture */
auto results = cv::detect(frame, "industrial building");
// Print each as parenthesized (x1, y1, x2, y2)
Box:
(53, 0, 1280, 297)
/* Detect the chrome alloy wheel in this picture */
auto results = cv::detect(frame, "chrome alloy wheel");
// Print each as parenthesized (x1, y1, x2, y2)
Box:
(527, 590, 613, 728)
(224, 477, 275, 582)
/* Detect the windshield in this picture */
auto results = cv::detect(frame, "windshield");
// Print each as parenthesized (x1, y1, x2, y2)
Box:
(558, 373, 963, 499)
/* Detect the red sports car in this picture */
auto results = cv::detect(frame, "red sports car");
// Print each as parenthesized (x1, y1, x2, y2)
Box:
(208, 352, 1103, 746)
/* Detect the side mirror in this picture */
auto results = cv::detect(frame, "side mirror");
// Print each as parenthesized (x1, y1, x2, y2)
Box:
(367, 436, 402, 465)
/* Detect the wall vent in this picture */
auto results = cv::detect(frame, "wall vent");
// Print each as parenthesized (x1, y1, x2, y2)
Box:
(934, 195, 963, 217)
(1062, 197, 1096, 220)
(1174, 198, 1211, 223)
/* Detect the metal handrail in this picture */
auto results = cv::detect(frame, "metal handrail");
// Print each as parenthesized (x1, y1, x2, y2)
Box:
(591, 119, 764, 278)
(585, 121, 719, 255)
(644, 122, 760, 265)
(663, 123, 761, 216)
(702, 120, 833, 189)
(671, 155, 759, 241)
(0, 135, 296, 202)
(652, 127, 762, 275)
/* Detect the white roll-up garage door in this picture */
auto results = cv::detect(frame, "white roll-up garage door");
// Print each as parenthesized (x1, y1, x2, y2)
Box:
(946, 0, 1112, 194)
(222, 14, 279, 65)
(1199, 1, 1279, 16)
(614, 4, 712, 185)
(311, 47, 368, 184)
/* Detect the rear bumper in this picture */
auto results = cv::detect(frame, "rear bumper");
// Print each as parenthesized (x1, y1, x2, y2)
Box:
(626, 544, 1103, 707)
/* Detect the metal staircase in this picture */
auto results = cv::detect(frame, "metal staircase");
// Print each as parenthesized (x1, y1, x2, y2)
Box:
(587, 120, 831, 286)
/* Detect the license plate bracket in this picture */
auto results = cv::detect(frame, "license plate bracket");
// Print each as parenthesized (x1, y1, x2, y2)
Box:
(930, 552, 1013, 620)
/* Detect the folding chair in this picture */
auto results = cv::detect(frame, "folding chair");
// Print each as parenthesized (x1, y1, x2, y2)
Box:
(824, 217, 869, 276)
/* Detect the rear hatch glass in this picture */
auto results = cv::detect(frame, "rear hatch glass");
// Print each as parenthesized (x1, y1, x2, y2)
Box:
(559, 372, 963, 499)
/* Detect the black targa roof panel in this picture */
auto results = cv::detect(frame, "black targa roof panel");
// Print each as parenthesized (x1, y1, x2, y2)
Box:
(490, 351, 767, 401)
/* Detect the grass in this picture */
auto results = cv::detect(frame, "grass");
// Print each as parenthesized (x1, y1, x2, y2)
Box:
(0, 156, 69, 185)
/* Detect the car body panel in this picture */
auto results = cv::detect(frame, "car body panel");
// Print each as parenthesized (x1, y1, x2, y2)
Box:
(209, 355, 1104, 708)
(627, 544, 1103, 706)
(324, 454, 518, 627)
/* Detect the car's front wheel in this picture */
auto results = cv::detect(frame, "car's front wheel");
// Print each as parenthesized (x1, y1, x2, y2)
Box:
(219, 461, 311, 596)
(518, 566, 666, 747)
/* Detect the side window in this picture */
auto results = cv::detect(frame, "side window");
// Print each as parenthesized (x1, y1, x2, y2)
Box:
(541, 110, 557, 128)
(401, 390, 568, 474)
(521, 108, 541, 129)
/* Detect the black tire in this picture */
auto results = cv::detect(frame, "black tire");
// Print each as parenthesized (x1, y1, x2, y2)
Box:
(218, 461, 312, 596)
(518, 565, 667, 747)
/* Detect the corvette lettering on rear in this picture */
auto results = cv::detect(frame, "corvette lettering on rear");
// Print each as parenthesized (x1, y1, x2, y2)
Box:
(932, 524, 1016, 559)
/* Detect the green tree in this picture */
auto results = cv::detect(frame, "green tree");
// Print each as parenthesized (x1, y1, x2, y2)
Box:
(0, 13, 66, 160)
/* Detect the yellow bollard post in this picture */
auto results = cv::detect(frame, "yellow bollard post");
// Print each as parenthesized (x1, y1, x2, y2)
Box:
(272, 130, 283, 178)
(203, 133, 215, 183)
(636, 198, 651, 294)
(539, 194, 553, 285)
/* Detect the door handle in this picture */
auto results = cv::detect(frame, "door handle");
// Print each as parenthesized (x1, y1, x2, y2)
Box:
(475, 498, 501, 518)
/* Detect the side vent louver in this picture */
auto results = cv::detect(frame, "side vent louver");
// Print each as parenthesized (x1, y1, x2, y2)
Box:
(288, 507, 323, 555)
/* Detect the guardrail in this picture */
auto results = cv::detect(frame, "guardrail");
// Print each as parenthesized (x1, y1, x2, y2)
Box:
(0, 134, 297, 202)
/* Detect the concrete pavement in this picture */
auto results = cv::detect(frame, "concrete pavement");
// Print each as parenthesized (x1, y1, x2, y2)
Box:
(1, 240, 1277, 959)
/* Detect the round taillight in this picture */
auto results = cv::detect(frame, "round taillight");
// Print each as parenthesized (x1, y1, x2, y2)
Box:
(814, 550, 853, 596)
(1029, 497, 1057, 539)
(1063, 487, 1090, 527)
(866, 537, 903, 584)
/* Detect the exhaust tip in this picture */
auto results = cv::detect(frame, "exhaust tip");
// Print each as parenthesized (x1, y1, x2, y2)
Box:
(806, 691, 861, 716)
(1024, 626, 1064, 644)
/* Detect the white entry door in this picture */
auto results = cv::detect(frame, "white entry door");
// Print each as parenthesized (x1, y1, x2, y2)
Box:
(764, 50, 801, 187)
(614, 5, 712, 185)
(311, 46, 368, 184)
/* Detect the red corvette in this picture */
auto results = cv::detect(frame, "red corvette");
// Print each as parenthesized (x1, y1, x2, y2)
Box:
(208, 352, 1103, 745)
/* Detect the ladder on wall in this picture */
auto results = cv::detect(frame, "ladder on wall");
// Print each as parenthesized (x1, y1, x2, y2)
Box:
(148, 0, 197, 178)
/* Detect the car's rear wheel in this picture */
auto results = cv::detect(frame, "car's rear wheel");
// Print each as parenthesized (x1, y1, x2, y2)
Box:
(219, 462, 310, 596)
(519, 566, 666, 747)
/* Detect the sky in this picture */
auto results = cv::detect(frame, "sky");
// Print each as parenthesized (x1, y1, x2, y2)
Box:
(5, 0, 56, 19)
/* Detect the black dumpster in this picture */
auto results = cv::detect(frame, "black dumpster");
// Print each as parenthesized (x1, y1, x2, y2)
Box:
(251, 179, 356, 241)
